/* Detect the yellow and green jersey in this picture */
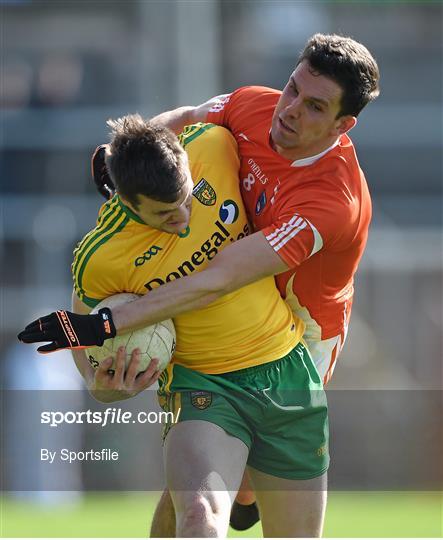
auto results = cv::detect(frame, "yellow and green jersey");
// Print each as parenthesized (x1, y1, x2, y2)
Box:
(72, 124, 305, 374)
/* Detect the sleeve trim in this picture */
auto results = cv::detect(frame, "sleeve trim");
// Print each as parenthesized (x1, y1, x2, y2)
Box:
(79, 294, 102, 309)
(263, 215, 323, 263)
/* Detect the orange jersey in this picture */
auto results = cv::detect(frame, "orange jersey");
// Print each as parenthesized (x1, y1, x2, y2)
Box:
(207, 86, 372, 383)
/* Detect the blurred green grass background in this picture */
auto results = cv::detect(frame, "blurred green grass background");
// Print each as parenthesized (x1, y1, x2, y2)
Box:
(1, 491, 441, 538)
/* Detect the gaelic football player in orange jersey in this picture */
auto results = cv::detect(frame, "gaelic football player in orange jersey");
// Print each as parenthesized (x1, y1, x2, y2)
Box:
(19, 33, 379, 535)
(96, 34, 380, 534)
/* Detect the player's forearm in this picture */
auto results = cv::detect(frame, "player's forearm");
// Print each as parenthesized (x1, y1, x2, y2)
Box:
(151, 107, 196, 135)
(111, 231, 288, 334)
(112, 268, 227, 334)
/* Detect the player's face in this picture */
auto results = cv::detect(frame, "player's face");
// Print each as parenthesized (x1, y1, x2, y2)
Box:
(125, 170, 194, 235)
(271, 60, 355, 160)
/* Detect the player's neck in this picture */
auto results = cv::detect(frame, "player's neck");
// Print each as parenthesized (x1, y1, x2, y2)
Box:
(271, 136, 340, 163)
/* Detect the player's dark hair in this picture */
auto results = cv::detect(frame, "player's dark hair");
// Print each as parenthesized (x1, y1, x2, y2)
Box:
(297, 33, 380, 117)
(105, 114, 187, 208)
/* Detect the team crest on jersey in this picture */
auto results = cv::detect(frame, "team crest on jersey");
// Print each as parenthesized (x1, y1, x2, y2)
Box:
(255, 190, 267, 215)
(193, 178, 216, 206)
(219, 200, 239, 224)
(191, 391, 212, 410)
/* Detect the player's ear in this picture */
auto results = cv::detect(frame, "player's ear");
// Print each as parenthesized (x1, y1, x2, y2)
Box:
(333, 115, 357, 136)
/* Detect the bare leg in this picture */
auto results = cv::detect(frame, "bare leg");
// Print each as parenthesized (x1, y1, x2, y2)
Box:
(235, 470, 256, 504)
(249, 467, 327, 538)
(150, 488, 176, 538)
(164, 420, 249, 537)
(229, 469, 260, 532)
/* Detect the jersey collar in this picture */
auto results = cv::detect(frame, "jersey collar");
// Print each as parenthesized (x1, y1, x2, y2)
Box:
(290, 138, 340, 168)
(116, 196, 146, 224)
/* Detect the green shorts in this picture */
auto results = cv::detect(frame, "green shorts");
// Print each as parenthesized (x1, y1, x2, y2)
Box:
(157, 342, 329, 480)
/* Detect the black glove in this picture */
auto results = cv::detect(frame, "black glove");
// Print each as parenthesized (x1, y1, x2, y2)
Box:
(17, 308, 116, 354)
(91, 144, 115, 200)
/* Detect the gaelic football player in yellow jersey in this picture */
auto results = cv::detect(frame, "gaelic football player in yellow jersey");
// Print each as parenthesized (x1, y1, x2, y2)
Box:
(19, 115, 329, 537)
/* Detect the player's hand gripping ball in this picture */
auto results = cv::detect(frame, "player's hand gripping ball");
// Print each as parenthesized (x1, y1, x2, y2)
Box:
(86, 293, 176, 375)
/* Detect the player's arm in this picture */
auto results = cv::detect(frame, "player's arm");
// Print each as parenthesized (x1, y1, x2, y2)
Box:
(92, 95, 230, 200)
(17, 230, 289, 350)
(112, 230, 289, 333)
(150, 94, 229, 134)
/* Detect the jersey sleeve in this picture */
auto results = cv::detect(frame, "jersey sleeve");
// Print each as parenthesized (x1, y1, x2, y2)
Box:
(206, 86, 279, 135)
(262, 186, 354, 269)
(205, 87, 252, 127)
